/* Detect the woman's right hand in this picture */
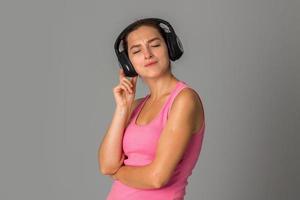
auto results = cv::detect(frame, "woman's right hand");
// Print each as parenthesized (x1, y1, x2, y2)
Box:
(113, 68, 138, 109)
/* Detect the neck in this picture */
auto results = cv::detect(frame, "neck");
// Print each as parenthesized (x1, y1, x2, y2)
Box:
(144, 73, 179, 101)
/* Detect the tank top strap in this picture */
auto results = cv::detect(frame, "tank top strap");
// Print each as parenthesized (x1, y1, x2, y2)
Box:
(129, 95, 149, 123)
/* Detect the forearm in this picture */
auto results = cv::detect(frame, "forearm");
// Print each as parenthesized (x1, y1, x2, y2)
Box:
(113, 164, 159, 189)
(98, 106, 130, 174)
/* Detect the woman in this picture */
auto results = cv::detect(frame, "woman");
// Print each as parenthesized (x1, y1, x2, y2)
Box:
(98, 18, 205, 200)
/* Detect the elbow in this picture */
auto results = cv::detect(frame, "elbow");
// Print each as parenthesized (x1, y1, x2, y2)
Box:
(150, 162, 171, 189)
(99, 167, 111, 175)
(99, 165, 109, 175)
(99, 155, 125, 175)
(152, 177, 168, 189)
(98, 159, 110, 175)
(153, 180, 164, 189)
(153, 178, 169, 189)
(99, 165, 119, 176)
(151, 170, 170, 189)
(98, 153, 126, 175)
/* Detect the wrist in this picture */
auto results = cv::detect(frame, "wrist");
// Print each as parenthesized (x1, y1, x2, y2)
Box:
(115, 105, 129, 113)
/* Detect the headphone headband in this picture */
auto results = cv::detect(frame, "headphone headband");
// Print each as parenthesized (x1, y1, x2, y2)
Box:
(114, 18, 184, 77)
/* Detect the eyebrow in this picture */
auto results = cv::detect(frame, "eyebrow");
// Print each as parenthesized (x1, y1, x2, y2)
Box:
(129, 37, 161, 51)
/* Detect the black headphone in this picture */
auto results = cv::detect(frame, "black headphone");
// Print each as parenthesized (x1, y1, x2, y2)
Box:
(114, 17, 184, 77)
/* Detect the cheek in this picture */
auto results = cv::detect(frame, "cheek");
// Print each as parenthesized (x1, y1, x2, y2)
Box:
(130, 56, 143, 65)
(157, 45, 169, 58)
(158, 50, 169, 63)
(128, 56, 144, 70)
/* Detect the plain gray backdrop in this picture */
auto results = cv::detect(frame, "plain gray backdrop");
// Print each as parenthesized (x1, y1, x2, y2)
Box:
(0, 0, 299, 199)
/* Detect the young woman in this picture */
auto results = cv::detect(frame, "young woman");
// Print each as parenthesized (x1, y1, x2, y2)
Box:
(98, 18, 205, 200)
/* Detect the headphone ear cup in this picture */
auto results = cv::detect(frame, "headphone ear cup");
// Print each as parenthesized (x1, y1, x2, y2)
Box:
(175, 36, 184, 58)
(164, 34, 175, 61)
(164, 33, 184, 61)
(119, 52, 138, 77)
(168, 34, 184, 61)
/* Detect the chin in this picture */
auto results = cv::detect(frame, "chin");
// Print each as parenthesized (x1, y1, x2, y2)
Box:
(146, 70, 170, 79)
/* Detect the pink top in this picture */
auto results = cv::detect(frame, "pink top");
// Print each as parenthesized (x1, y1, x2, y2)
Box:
(106, 80, 206, 200)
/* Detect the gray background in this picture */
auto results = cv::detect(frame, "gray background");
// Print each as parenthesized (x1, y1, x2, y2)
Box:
(0, 0, 299, 199)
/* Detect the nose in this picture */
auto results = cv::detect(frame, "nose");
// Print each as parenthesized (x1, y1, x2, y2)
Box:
(143, 45, 153, 59)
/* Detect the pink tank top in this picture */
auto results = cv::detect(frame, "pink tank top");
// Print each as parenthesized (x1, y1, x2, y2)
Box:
(106, 80, 206, 200)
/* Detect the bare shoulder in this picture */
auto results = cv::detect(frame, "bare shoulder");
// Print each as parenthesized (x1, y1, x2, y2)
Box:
(169, 87, 204, 133)
(171, 87, 203, 111)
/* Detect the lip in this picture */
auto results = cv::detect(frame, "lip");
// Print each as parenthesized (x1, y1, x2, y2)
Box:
(144, 61, 158, 67)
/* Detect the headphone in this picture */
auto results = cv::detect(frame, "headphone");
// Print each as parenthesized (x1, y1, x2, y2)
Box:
(114, 17, 184, 77)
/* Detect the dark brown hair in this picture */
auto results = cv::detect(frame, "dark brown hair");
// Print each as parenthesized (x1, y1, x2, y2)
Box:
(122, 19, 167, 56)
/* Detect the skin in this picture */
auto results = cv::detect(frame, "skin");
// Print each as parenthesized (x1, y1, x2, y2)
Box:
(109, 25, 205, 189)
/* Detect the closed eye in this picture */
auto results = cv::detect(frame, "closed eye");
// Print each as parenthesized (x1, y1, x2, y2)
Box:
(132, 44, 161, 54)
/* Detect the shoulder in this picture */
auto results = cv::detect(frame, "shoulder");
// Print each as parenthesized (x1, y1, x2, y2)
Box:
(168, 87, 204, 132)
(171, 87, 203, 113)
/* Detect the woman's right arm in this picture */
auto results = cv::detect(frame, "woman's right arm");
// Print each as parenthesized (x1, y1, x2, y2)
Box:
(98, 68, 138, 175)
(98, 98, 142, 175)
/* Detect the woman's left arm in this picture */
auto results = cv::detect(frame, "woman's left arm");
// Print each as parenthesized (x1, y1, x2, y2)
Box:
(110, 88, 204, 190)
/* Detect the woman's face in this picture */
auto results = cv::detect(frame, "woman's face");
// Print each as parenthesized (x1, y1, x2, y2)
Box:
(126, 25, 170, 79)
